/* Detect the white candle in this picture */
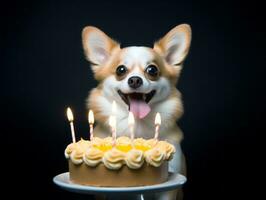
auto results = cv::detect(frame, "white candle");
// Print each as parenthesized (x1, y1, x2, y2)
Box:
(128, 112, 135, 143)
(109, 115, 116, 146)
(67, 107, 76, 143)
(88, 110, 94, 141)
(154, 112, 161, 140)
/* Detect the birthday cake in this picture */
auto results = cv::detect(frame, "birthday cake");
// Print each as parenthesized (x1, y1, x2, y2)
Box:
(65, 136, 175, 187)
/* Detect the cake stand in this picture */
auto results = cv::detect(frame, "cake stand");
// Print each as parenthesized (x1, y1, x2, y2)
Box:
(53, 172, 186, 200)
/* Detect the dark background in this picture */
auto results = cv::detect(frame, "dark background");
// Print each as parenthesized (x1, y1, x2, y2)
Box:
(1, 0, 264, 199)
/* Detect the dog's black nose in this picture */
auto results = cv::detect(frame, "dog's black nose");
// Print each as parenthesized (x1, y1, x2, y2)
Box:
(128, 76, 143, 89)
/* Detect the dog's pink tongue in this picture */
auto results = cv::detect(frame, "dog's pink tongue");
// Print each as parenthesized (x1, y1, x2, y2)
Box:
(130, 99, 151, 119)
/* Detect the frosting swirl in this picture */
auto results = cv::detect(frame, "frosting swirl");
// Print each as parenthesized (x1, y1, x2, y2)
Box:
(70, 146, 85, 165)
(103, 137, 113, 144)
(91, 137, 104, 146)
(145, 139, 158, 147)
(133, 138, 146, 146)
(125, 149, 144, 169)
(77, 138, 91, 148)
(144, 148, 166, 167)
(133, 138, 152, 151)
(92, 137, 112, 152)
(65, 139, 90, 157)
(116, 136, 132, 152)
(156, 141, 176, 160)
(102, 148, 125, 170)
(83, 147, 103, 167)
(64, 143, 77, 159)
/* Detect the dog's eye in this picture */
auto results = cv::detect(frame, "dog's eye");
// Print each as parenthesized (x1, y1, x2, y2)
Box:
(116, 65, 127, 76)
(145, 65, 159, 77)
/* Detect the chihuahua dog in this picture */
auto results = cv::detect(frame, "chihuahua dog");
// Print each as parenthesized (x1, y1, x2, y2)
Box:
(82, 24, 191, 200)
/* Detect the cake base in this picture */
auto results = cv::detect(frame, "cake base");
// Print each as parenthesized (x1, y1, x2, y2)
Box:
(69, 161, 168, 187)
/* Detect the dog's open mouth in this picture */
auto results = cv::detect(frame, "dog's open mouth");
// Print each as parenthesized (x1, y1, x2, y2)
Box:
(117, 90, 156, 119)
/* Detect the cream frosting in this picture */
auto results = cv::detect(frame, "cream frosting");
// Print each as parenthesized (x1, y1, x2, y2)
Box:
(65, 139, 91, 157)
(145, 138, 158, 147)
(78, 138, 91, 148)
(116, 136, 133, 152)
(91, 137, 113, 152)
(156, 141, 176, 160)
(133, 138, 152, 151)
(125, 149, 144, 169)
(70, 146, 85, 165)
(90, 137, 104, 146)
(83, 147, 103, 167)
(133, 138, 146, 146)
(65, 137, 175, 169)
(64, 143, 77, 159)
(102, 148, 125, 170)
(144, 148, 166, 167)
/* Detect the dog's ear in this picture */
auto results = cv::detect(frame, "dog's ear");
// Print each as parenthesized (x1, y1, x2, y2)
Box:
(154, 24, 191, 67)
(82, 26, 120, 69)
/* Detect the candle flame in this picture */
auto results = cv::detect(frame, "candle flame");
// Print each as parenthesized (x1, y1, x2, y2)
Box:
(67, 107, 74, 122)
(155, 112, 161, 125)
(109, 115, 116, 128)
(88, 110, 94, 124)
(111, 101, 117, 115)
(128, 112, 135, 126)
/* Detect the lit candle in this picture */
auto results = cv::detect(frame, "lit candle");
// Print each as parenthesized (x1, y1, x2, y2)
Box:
(128, 112, 135, 143)
(109, 115, 116, 146)
(88, 110, 94, 141)
(67, 107, 76, 143)
(154, 112, 161, 140)
(109, 101, 117, 146)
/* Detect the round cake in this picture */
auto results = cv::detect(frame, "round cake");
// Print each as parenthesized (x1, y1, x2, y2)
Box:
(64, 136, 175, 187)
